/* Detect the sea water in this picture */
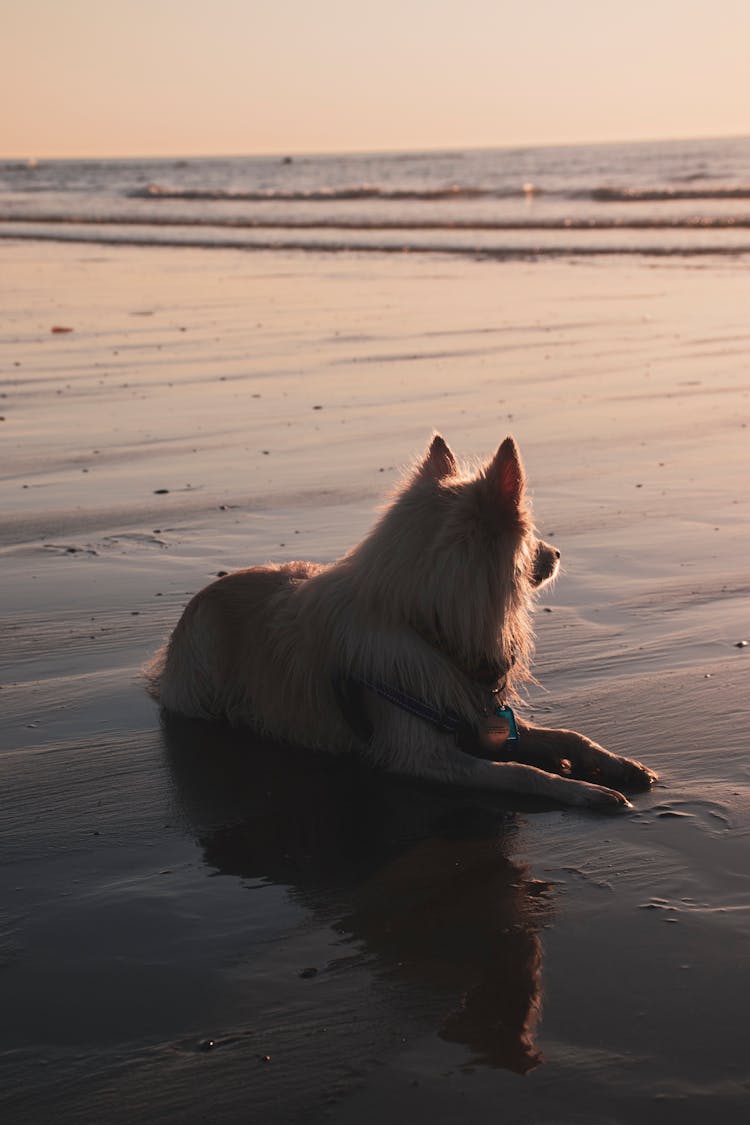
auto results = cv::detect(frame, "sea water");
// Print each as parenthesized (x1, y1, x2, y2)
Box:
(2, 135, 750, 258)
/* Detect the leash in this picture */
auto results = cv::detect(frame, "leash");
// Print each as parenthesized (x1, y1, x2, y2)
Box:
(333, 672, 520, 754)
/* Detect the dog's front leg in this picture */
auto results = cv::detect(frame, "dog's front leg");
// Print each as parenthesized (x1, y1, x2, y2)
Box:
(367, 713, 631, 809)
(444, 749, 632, 810)
(515, 720, 657, 792)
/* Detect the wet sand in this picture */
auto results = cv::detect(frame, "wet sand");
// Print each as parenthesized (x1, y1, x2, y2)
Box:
(1, 241, 749, 1123)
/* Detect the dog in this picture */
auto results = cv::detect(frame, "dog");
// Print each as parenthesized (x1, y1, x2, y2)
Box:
(145, 434, 656, 809)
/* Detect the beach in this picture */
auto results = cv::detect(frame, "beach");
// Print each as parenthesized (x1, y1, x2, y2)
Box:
(1, 238, 749, 1123)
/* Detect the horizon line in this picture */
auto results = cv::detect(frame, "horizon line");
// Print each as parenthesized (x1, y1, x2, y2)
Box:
(2, 130, 749, 164)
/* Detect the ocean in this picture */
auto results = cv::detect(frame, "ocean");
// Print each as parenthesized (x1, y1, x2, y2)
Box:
(2, 134, 750, 259)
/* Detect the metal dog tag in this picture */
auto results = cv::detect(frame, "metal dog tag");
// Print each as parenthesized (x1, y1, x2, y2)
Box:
(492, 703, 519, 746)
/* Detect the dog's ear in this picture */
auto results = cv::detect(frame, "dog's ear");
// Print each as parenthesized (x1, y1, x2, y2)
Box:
(486, 436, 526, 507)
(418, 434, 457, 480)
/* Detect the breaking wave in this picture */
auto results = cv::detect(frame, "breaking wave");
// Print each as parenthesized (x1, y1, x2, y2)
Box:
(591, 186, 750, 202)
(129, 183, 501, 202)
(2, 212, 750, 232)
(128, 182, 750, 205)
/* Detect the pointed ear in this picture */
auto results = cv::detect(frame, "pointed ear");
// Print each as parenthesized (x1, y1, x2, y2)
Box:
(486, 436, 526, 507)
(418, 433, 457, 480)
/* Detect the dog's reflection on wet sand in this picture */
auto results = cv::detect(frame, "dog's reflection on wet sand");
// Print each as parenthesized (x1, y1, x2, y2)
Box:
(164, 716, 552, 1074)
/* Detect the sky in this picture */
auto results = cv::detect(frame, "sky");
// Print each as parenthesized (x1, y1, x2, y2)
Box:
(2, 0, 749, 158)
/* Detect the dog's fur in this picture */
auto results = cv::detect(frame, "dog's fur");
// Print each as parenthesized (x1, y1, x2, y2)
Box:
(145, 434, 656, 808)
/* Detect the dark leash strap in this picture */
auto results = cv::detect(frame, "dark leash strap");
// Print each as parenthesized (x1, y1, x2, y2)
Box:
(332, 673, 519, 753)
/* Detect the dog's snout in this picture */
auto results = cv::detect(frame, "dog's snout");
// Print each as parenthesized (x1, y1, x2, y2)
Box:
(530, 539, 561, 588)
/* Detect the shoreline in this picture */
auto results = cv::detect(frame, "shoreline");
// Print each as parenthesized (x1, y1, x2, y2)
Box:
(5, 229, 750, 258)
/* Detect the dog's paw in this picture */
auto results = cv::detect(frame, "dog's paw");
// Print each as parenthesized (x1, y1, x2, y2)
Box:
(617, 757, 658, 792)
(594, 755, 658, 792)
(570, 780, 632, 811)
(579, 747, 658, 792)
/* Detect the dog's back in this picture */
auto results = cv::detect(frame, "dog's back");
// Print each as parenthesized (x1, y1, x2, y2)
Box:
(147, 561, 323, 728)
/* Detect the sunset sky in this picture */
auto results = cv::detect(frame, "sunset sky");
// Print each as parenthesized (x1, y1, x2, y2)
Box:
(3, 0, 749, 158)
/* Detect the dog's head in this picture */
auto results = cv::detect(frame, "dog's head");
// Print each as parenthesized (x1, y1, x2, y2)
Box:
(415, 432, 560, 589)
(350, 433, 558, 683)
